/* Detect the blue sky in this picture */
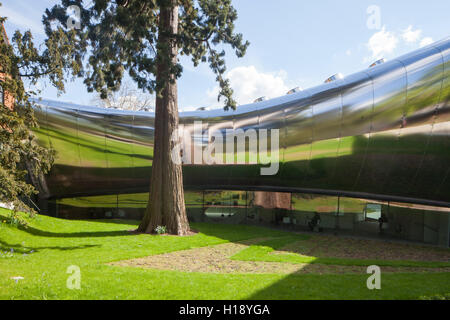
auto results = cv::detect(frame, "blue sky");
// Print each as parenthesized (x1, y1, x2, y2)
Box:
(2, 0, 450, 110)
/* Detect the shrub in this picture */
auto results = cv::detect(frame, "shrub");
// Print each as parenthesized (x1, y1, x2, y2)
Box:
(154, 225, 167, 235)
(5, 210, 30, 228)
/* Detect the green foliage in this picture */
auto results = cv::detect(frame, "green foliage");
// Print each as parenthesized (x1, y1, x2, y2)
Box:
(0, 2, 77, 212)
(42, 0, 249, 110)
(3, 210, 31, 228)
(154, 225, 167, 234)
(1, 0, 82, 210)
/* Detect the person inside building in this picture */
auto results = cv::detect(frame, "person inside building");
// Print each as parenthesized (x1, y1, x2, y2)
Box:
(308, 211, 321, 231)
(378, 212, 388, 234)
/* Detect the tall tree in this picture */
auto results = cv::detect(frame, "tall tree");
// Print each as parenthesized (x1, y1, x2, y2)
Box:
(0, 2, 78, 213)
(43, 0, 249, 235)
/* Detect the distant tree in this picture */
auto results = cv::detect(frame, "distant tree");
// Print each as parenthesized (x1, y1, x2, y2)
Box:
(43, 0, 249, 235)
(90, 80, 154, 111)
(0, 2, 78, 214)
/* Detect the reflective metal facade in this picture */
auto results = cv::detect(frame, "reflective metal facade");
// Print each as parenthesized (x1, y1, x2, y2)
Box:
(32, 37, 450, 207)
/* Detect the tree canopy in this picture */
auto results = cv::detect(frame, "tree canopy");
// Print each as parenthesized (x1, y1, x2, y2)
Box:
(0, 2, 78, 213)
(43, 0, 249, 109)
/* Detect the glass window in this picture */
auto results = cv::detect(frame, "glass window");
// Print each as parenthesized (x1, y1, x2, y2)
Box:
(365, 203, 382, 220)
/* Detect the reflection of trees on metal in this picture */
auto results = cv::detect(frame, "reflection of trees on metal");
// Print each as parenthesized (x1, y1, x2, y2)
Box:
(254, 192, 291, 210)
(33, 38, 450, 207)
(90, 81, 154, 112)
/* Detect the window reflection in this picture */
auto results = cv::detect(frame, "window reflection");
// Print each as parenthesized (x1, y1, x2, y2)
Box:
(52, 190, 449, 246)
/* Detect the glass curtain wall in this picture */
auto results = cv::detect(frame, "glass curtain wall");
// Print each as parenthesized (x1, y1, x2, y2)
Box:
(52, 190, 450, 247)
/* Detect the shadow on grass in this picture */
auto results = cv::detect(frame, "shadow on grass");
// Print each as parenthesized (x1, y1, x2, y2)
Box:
(247, 272, 364, 300)
(0, 239, 100, 254)
(16, 224, 134, 238)
(246, 270, 450, 300)
(0, 211, 139, 238)
(190, 222, 298, 242)
(76, 219, 140, 226)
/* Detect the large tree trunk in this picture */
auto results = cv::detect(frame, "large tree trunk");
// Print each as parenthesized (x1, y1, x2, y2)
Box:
(137, 2, 190, 235)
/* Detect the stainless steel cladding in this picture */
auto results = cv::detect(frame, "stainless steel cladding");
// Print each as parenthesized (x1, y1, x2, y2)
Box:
(32, 37, 450, 207)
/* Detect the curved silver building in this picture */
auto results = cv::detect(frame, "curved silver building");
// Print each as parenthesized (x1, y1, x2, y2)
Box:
(33, 37, 450, 208)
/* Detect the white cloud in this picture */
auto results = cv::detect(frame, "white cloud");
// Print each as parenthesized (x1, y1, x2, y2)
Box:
(420, 37, 434, 47)
(402, 25, 422, 43)
(364, 24, 434, 64)
(345, 49, 352, 56)
(366, 26, 398, 60)
(206, 66, 291, 107)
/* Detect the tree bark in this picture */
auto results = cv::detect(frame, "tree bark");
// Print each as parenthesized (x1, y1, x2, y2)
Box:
(137, 2, 190, 235)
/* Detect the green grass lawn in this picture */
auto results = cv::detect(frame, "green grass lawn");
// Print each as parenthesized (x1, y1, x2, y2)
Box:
(0, 208, 449, 300)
